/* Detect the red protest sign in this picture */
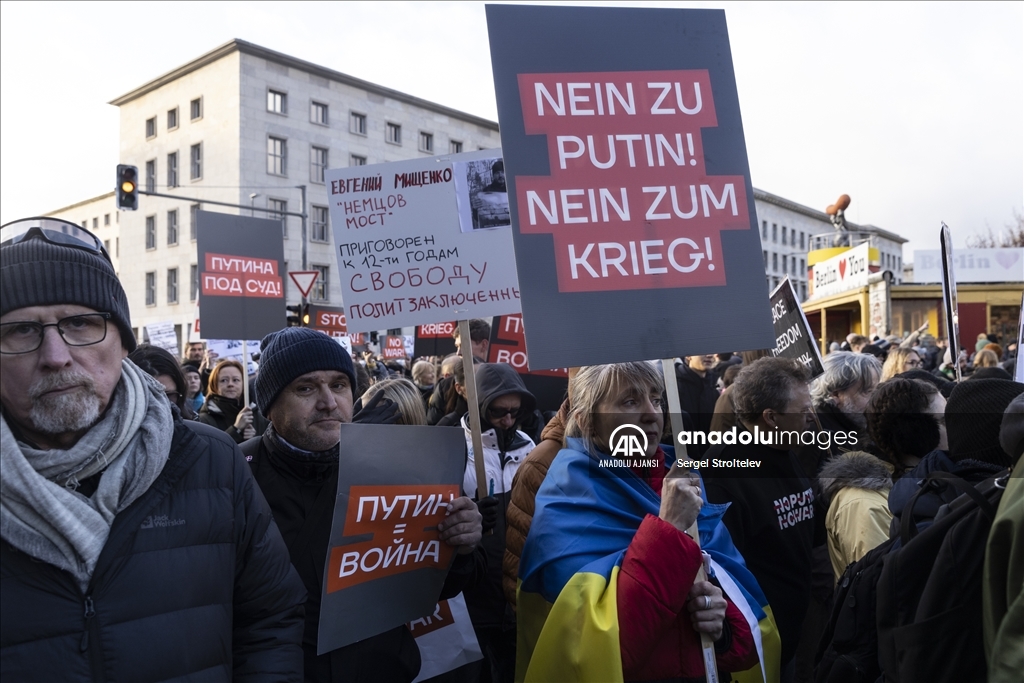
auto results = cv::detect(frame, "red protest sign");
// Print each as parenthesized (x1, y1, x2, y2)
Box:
(202, 252, 283, 298)
(309, 305, 347, 334)
(382, 335, 408, 359)
(417, 322, 456, 338)
(326, 484, 458, 594)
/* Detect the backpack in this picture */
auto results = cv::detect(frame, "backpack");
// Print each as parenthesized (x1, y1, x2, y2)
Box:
(875, 470, 1007, 683)
(815, 470, 1007, 683)
(814, 533, 896, 683)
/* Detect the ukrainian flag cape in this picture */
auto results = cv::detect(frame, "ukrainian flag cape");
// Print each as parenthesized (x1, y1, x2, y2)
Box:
(517, 440, 780, 683)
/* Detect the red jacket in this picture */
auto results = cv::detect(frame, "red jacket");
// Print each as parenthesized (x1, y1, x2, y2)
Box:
(618, 463, 759, 680)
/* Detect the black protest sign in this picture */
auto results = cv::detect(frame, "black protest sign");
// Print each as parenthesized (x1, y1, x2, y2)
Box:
(769, 277, 824, 378)
(196, 211, 285, 340)
(487, 314, 569, 414)
(414, 322, 458, 358)
(486, 5, 774, 369)
(940, 224, 961, 372)
(318, 424, 466, 653)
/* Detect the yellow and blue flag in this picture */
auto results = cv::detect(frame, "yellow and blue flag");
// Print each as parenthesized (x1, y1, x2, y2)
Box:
(517, 439, 780, 682)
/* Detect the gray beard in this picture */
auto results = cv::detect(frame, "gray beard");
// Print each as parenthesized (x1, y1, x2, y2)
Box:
(28, 373, 103, 436)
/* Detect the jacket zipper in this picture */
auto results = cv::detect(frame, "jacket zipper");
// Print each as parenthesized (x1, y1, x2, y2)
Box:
(80, 594, 104, 681)
(80, 595, 94, 651)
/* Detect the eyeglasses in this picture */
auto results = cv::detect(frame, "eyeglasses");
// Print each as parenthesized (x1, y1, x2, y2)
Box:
(0, 217, 111, 265)
(165, 391, 181, 404)
(0, 313, 112, 354)
(486, 405, 521, 420)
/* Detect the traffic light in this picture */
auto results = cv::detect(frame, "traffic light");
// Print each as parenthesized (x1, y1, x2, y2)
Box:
(286, 303, 310, 327)
(116, 164, 139, 211)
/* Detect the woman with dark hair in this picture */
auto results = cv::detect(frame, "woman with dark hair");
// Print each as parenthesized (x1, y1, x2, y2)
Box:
(128, 343, 195, 419)
(866, 378, 946, 478)
(197, 359, 268, 443)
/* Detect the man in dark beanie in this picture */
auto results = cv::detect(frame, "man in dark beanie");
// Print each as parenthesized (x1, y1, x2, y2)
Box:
(0, 217, 304, 680)
(243, 326, 484, 683)
(945, 378, 1024, 468)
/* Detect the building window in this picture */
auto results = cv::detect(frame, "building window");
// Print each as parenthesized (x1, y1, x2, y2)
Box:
(791, 229, 797, 247)
(268, 136, 287, 176)
(145, 159, 156, 192)
(772, 252, 778, 272)
(145, 117, 156, 139)
(167, 268, 179, 304)
(81, 221, 87, 228)
(145, 215, 156, 250)
(190, 97, 202, 120)
(145, 272, 156, 306)
(167, 152, 178, 188)
(419, 131, 433, 153)
(190, 203, 200, 241)
(104, 213, 110, 226)
(311, 205, 329, 242)
(104, 239, 110, 254)
(762, 220, 767, 239)
(350, 111, 366, 135)
(269, 198, 288, 237)
(311, 265, 329, 301)
(92, 217, 98, 230)
(799, 258, 805, 273)
(799, 232, 805, 250)
(781, 255, 787, 274)
(772, 223, 777, 243)
(781, 226, 787, 245)
(386, 122, 401, 145)
(267, 89, 287, 114)
(763, 250, 768, 269)
(449, 140, 463, 154)
(311, 101, 328, 125)
(167, 107, 179, 130)
(167, 209, 179, 245)
(350, 154, 367, 166)
(311, 146, 328, 183)
(190, 143, 202, 180)
(116, 237, 119, 256)
(190, 264, 198, 301)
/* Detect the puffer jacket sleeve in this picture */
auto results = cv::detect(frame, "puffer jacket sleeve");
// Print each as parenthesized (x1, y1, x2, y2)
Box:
(229, 444, 307, 682)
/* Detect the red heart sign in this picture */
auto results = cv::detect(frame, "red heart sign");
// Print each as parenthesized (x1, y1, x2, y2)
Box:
(838, 259, 847, 279)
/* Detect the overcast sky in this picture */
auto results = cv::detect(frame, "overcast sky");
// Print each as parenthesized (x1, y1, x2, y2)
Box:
(2, 1, 1021, 259)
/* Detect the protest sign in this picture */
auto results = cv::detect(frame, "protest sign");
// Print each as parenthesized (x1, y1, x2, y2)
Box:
(410, 594, 483, 682)
(189, 306, 202, 342)
(325, 150, 522, 333)
(940, 224, 961, 380)
(810, 243, 871, 299)
(486, 5, 774, 369)
(144, 320, 179, 357)
(318, 424, 466, 652)
(414, 321, 459, 358)
(382, 335, 410, 360)
(309, 304, 348, 336)
(205, 338, 262, 376)
(769, 278, 824, 378)
(196, 211, 285, 341)
(487, 315, 569, 414)
(913, 248, 1024, 283)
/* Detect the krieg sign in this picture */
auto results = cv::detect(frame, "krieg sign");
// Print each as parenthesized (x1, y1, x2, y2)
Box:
(810, 243, 870, 299)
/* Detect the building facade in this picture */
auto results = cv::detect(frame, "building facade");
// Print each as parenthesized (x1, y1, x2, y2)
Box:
(48, 192, 122, 276)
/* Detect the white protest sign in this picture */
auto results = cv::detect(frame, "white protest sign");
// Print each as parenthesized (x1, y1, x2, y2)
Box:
(410, 594, 483, 682)
(189, 306, 202, 342)
(810, 243, 871, 299)
(912, 248, 1024, 283)
(206, 338, 262, 375)
(145, 320, 179, 357)
(326, 150, 522, 333)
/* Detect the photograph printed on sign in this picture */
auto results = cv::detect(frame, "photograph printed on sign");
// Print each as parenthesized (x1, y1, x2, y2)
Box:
(454, 157, 510, 232)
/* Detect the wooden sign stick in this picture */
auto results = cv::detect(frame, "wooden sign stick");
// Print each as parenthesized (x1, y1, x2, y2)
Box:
(661, 358, 720, 683)
(459, 320, 489, 501)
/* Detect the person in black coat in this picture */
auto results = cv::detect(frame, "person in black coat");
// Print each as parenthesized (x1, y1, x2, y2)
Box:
(0, 220, 305, 681)
(675, 356, 720, 457)
(244, 328, 484, 683)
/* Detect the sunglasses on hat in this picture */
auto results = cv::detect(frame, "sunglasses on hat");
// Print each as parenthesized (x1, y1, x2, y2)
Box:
(0, 217, 112, 265)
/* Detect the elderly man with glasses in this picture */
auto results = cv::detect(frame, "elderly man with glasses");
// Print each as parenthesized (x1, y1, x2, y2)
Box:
(0, 218, 305, 681)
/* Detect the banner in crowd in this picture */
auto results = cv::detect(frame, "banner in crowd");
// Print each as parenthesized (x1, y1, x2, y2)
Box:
(325, 150, 523, 333)
(196, 211, 285, 340)
(409, 594, 483, 682)
(486, 5, 774, 369)
(382, 335, 414, 360)
(810, 243, 871, 299)
(204, 338, 262, 375)
(318, 424, 466, 652)
(414, 322, 459, 358)
(769, 278, 824, 377)
(309, 304, 348, 336)
(144, 320, 179, 357)
(487, 314, 569, 414)
(913, 247, 1024, 284)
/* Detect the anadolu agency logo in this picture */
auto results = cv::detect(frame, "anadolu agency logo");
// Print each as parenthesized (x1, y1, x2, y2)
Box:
(597, 424, 661, 470)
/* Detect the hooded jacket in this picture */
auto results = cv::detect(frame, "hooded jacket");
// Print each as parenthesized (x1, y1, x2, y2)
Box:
(461, 363, 536, 630)
(197, 393, 269, 443)
(0, 419, 306, 682)
(503, 400, 567, 609)
(818, 451, 894, 582)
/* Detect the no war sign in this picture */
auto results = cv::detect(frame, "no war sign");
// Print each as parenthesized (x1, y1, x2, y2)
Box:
(487, 5, 774, 369)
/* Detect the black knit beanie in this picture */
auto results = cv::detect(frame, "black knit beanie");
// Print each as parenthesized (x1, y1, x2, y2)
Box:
(255, 327, 356, 415)
(945, 379, 1024, 467)
(0, 237, 135, 351)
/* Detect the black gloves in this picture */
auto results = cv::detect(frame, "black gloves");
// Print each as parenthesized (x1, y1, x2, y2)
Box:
(352, 390, 400, 425)
(477, 496, 499, 534)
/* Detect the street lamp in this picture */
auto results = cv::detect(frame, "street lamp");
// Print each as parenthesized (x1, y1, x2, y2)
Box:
(249, 193, 259, 216)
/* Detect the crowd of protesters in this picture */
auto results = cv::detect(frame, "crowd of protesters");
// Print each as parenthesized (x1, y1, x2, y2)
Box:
(1, 216, 1020, 683)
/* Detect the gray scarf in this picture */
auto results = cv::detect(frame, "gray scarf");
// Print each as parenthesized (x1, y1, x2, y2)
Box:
(0, 359, 174, 590)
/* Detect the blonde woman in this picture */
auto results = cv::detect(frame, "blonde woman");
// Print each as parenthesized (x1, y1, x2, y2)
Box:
(880, 347, 923, 382)
(360, 377, 427, 426)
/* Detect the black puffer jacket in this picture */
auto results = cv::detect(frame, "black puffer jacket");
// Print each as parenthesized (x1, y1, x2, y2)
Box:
(197, 393, 269, 443)
(242, 431, 479, 683)
(0, 419, 306, 682)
